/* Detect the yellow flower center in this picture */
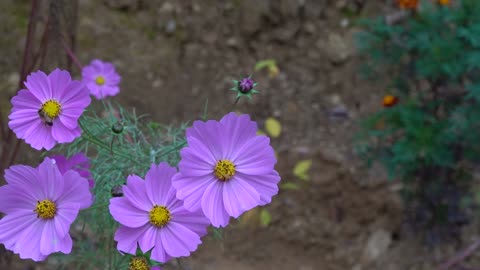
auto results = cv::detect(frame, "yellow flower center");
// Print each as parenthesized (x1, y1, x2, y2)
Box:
(95, 76, 106, 86)
(214, 160, 236, 181)
(149, 205, 171, 227)
(128, 256, 150, 270)
(41, 100, 62, 119)
(34, 199, 57, 219)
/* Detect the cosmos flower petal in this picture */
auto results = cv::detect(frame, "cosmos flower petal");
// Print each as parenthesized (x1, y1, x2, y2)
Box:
(9, 89, 40, 112)
(161, 222, 201, 258)
(52, 120, 81, 143)
(101, 86, 120, 97)
(219, 112, 257, 159)
(123, 175, 151, 211)
(151, 266, 162, 270)
(82, 59, 121, 99)
(0, 185, 37, 214)
(9, 69, 89, 150)
(59, 80, 90, 109)
(186, 120, 223, 159)
(55, 204, 80, 239)
(111, 163, 207, 262)
(222, 178, 261, 218)
(0, 210, 37, 250)
(235, 171, 280, 205)
(170, 209, 209, 236)
(48, 68, 71, 97)
(172, 173, 216, 212)
(52, 153, 94, 188)
(37, 158, 64, 201)
(23, 121, 56, 150)
(0, 158, 88, 261)
(178, 139, 216, 176)
(114, 224, 150, 254)
(175, 113, 281, 225)
(109, 197, 149, 228)
(56, 170, 92, 209)
(145, 163, 177, 206)
(138, 225, 157, 253)
(13, 219, 46, 262)
(233, 136, 276, 175)
(24, 70, 51, 101)
(201, 181, 230, 227)
(4, 165, 45, 199)
(40, 219, 72, 255)
(151, 232, 169, 263)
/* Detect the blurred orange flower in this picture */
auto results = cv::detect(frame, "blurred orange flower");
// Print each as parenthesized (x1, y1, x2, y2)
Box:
(383, 95, 398, 107)
(398, 0, 419, 9)
(438, 0, 450, 5)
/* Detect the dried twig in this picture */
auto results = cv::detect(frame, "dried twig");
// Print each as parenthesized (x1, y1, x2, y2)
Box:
(437, 239, 480, 270)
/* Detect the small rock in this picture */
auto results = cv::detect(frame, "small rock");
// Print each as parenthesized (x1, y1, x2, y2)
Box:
(329, 105, 349, 120)
(273, 22, 300, 42)
(304, 22, 316, 34)
(226, 37, 239, 48)
(317, 33, 353, 64)
(165, 20, 176, 34)
(7, 72, 19, 92)
(159, 1, 174, 13)
(363, 229, 392, 262)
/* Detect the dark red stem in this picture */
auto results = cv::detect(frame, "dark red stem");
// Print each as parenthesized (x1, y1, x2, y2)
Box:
(437, 239, 480, 270)
(61, 37, 83, 70)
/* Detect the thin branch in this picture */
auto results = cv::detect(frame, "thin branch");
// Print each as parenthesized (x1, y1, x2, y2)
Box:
(1, 0, 40, 171)
(61, 36, 83, 70)
(437, 239, 480, 270)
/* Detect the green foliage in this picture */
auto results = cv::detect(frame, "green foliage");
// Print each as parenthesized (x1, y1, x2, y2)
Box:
(356, 0, 480, 244)
(52, 101, 187, 269)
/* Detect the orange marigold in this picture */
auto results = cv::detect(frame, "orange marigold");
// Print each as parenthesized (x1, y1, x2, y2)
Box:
(398, 0, 419, 9)
(383, 95, 398, 107)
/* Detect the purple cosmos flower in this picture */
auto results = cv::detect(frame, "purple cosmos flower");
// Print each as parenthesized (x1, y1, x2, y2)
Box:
(8, 69, 91, 151)
(172, 112, 280, 227)
(238, 77, 254, 93)
(0, 158, 93, 261)
(82, 59, 121, 99)
(51, 153, 94, 188)
(109, 163, 209, 263)
(128, 256, 161, 270)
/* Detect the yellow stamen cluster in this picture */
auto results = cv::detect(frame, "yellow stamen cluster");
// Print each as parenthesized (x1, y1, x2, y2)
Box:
(34, 199, 57, 219)
(214, 160, 236, 181)
(149, 205, 171, 227)
(128, 256, 150, 270)
(95, 76, 106, 86)
(41, 100, 62, 118)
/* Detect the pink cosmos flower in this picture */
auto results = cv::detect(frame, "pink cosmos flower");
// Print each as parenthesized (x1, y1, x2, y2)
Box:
(8, 69, 91, 151)
(51, 153, 94, 188)
(0, 158, 93, 261)
(82, 59, 121, 99)
(172, 112, 281, 227)
(109, 163, 209, 263)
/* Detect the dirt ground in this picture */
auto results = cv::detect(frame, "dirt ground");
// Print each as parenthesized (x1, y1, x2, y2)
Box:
(2, 0, 480, 270)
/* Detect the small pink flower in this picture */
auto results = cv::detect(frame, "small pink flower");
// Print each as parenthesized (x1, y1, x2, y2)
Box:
(82, 59, 121, 99)
(0, 158, 93, 261)
(8, 69, 91, 150)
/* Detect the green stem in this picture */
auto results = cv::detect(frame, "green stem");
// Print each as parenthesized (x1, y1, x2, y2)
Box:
(79, 119, 142, 166)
